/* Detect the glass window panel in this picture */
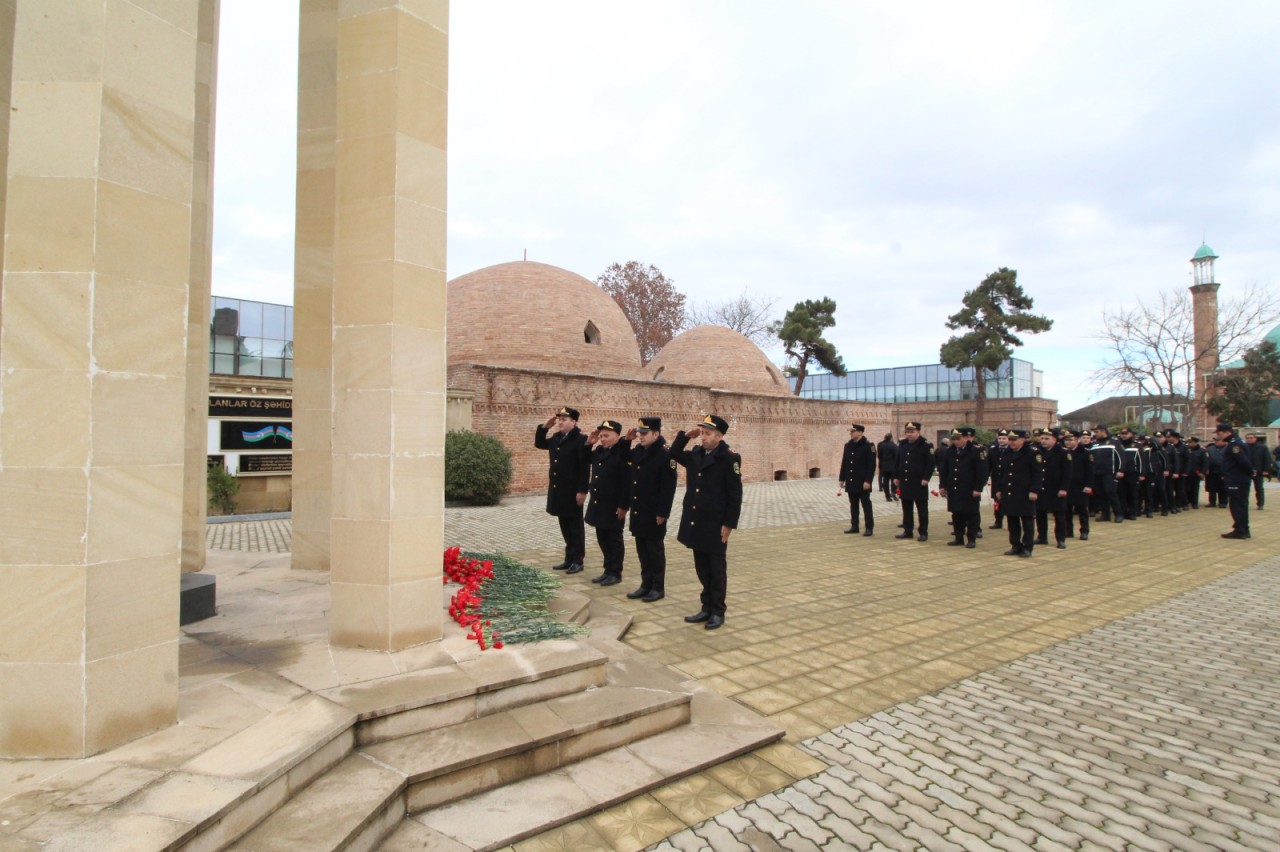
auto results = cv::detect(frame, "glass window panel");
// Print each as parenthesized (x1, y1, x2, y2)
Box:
(260, 357, 284, 378)
(284, 306, 294, 341)
(262, 303, 286, 339)
(213, 354, 235, 374)
(284, 360, 293, 379)
(213, 334, 236, 354)
(238, 301, 263, 337)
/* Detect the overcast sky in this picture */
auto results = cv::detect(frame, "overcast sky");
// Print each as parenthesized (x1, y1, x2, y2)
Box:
(212, 1, 1280, 414)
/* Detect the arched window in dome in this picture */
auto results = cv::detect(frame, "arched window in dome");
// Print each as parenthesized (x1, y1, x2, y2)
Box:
(653, 366, 665, 381)
(584, 321, 601, 345)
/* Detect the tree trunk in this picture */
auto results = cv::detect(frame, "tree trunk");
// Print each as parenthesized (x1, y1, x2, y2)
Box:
(792, 361, 808, 395)
(974, 369, 987, 427)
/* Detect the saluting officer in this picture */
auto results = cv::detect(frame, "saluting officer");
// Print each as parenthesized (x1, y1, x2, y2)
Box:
(625, 417, 678, 603)
(670, 415, 743, 631)
(585, 419, 631, 587)
(996, 428, 1043, 557)
(839, 423, 877, 536)
(1035, 428, 1073, 549)
(894, 422, 936, 542)
(938, 426, 988, 548)
(536, 406, 590, 574)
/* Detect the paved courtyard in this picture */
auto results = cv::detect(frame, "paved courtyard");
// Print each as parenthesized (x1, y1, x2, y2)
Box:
(203, 477, 1280, 850)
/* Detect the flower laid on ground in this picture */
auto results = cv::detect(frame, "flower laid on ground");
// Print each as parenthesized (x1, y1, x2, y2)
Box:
(443, 547, 588, 650)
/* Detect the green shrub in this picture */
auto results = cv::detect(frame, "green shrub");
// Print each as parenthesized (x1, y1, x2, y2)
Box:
(445, 430, 513, 506)
(207, 462, 240, 515)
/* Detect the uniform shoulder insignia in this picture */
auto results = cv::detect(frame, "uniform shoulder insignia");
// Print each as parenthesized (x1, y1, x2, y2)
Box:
(1035, 454, 1043, 462)
(670, 459, 677, 469)
(733, 460, 741, 475)
(928, 448, 935, 455)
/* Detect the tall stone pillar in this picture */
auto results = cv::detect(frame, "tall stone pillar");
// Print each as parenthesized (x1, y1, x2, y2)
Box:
(0, 1, 201, 757)
(291, 0, 339, 572)
(327, 1, 448, 649)
(182, 0, 221, 573)
(1189, 243, 1221, 434)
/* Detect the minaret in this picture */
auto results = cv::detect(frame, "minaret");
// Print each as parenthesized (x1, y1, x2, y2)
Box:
(1189, 242, 1220, 431)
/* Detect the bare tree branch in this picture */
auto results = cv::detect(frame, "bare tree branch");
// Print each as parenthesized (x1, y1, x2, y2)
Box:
(685, 288, 779, 346)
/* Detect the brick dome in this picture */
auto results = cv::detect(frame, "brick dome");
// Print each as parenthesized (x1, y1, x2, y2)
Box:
(647, 325, 792, 397)
(447, 260, 643, 379)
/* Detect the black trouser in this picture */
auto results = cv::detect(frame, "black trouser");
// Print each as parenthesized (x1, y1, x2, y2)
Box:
(1253, 475, 1266, 507)
(1036, 507, 1067, 543)
(900, 496, 928, 534)
(1186, 476, 1201, 508)
(1227, 483, 1251, 535)
(848, 489, 874, 530)
(1171, 476, 1187, 509)
(557, 507, 585, 565)
(879, 472, 896, 500)
(1118, 475, 1140, 519)
(1205, 473, 1223, 506)
(1094, 475, 1121, 520)
(595, 526, 624, 576)
(1140, 478, 1155, 516)
(633, 535, 665, 592)
(951, 510, 979, 543)
(1065, 505, 1090, 538)
(1007, 514, 1035, 553)
(692, 549, 728, 615)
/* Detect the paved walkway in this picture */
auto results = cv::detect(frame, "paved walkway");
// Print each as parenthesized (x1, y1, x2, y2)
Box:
(203, 477, 1280, 850)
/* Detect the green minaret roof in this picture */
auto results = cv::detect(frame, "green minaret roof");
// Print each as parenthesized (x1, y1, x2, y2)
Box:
(1192, 242, 1218, 260)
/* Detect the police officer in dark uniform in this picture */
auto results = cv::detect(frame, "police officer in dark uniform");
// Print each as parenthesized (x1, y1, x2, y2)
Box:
(1146, 432, 1169, 516)
(1185, 435, 1207, 509)
(1035, 428, 1073, 549)
(624, 417, 678, 602)
(1089, 425, 1123, 522)
(877, 433, 899, 501)
(839, 423, 877, 536)
(1218, 423, 1254, 539)
(996, 428, 1043, 557)
(535, 406, 590, 573)
(670, 415, 742, 631)
(1063, 431, 1094, 540)
(585, 419, 631, 587)
(894, 422, 936, 542)
(988, 429, 1009, 529)
(1115, 427, 1145, 520)
(938, 426, 988, 548)
(1166, 431, 1189, 511)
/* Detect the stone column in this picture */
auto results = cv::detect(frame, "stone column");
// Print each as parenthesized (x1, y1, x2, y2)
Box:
(0, 0, 200, 757)
(327, 0, 447, 649)
(182, 0, 220, 573)
(291, 0, 339, 572)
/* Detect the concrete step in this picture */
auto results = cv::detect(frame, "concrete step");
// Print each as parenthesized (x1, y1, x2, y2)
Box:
(398, 702, 783, 851)
(225, 753, 405, 852)
(363, 684, 692, 813)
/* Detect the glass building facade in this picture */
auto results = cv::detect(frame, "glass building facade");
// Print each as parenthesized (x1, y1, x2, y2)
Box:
(210, 296, 294, 379)
(793, 357, 1042, 403)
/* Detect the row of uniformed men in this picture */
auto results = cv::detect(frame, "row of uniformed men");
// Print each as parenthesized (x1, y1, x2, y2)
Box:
(535, 408, 742, 630)
(839, 420, 1260, 554)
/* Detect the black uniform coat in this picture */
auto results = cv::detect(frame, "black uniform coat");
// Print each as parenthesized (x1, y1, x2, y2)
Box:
(877, 440, 899, 475)
(670, 431, 743, 555)
(896, 438, 936, 500)
(997, 443, 1044, 516)
(585, 439, 632, 530)
(839, 437, 877, 489)
(1040, 443, 1073, 512)
(1067, 444, 1095, 507)
(628, 437, 678, 538)
(939, 443, 989, 513)
(535, 424, 590, 516)
(1223, 436, 1256, 487)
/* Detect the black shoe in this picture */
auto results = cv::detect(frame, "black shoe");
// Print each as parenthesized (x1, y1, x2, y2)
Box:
(863, 528, 874, 537)
(976, 530, 983, 538)
(1003, 548, 1022, 556)
(1114, 517, 1123, 523)
(1222, 532, 1252, 539)
(1145, 513, 1154, 518)
(988, 523, 1003, 530)
(684, 610, 711, 623)
(626, 588, 649, 599)
(705, 614, 724, 630)
(599, 575, 622, 587)
(642, 590, 664, 603)
(1035, 537, 1048, 546)
(844, 527, 859, 534)
(895, 531, 913, 539)
(946, 539, 964, 546)
(1080, 532, 1089, 541)
(966, 541, 976, 548)
(552, 561, 569, 570)
(1018, 550, 1032, 558)
(565, 563, 583, 574)
(591, 573, 608, 583)
(1258, 505, 1265, 510)
(1057, 541, 1066, 549)
(1161, 510, 1169, 517)
(897, 523, 905, 528)
(918, 533, 928, 542)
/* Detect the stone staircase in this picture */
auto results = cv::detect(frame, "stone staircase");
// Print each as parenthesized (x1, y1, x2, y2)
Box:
(173, 595, 783, 851)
